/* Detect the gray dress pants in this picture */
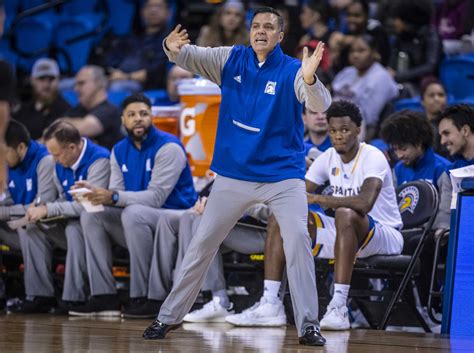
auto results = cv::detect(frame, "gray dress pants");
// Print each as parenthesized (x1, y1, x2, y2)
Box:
(81, 205, 179, 298)
(17, 220, 87, 301)
(158, 175, 319, 336)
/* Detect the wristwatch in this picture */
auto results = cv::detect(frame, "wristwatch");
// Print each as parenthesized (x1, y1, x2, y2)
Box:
(111, 191, 119, 204)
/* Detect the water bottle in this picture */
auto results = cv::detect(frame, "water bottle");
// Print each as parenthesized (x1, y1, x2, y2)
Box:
(397, 51, 410, 73)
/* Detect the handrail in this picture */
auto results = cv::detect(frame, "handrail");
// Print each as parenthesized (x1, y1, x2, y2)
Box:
(9, 0, 66, 29)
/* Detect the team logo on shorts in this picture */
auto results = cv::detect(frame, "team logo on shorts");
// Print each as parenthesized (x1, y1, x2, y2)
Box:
(398, 185, 419, 214)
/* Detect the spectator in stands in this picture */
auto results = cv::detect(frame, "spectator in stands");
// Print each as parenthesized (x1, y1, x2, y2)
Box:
(388, 0, 443, 96)
(380, 111, 450, 227)
(438, 104, 474, 169)
(434, 0, 474, 54)
(196, 0, 248, 48)
(104, 0, 172, 92)
(164, 65, 194, 105)
(0, 120, 56, 312)
(13, 58, 71, 141)
(332, 34, 398, 141)
(69, 93, 197, 317)
(380, 111, 451, 308)
(422, 79, 448, 124)
(299, 0, 334, 50)
(62, 65, 122, 150)
(0, 0, 16, 194)
(226, 101, 403, 330)
(296, 40, 332, 76)
(436, 104, 474, 259)
(24, 121, 110, 313)
(420, 78, 449, 157)
(303, 105, 332, 160)
(329, 0, 390, 73)
(275, 5, 301, 56)
(329, 0, 353, 34)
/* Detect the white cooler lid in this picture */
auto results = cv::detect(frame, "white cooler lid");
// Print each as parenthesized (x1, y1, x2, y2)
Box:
(177, 78, 221, 96)
(152, 105, 181, 117)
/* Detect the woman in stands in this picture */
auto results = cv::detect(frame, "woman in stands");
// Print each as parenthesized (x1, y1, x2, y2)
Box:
(196, 0, 248, 47)
(421, 78, 449, 157)
(332, 34, 398, 141)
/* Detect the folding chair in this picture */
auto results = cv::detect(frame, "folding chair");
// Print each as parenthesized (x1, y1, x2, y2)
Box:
(427, 228, 449, 324)
(350, 180, 439, 331)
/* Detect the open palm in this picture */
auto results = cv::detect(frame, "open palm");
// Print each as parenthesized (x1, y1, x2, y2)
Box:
(165, 24, 191, 53)
(301, 42, 325, 85)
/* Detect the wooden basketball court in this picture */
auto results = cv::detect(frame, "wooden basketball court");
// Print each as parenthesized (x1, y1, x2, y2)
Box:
(1, 314, 473, 352)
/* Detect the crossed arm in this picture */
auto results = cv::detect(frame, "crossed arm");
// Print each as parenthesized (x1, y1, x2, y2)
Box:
(306, 177, 383, 215)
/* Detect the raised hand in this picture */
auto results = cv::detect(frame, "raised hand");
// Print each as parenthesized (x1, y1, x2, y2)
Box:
(301, 41, 325, 85)
(165, 24, 191, 53)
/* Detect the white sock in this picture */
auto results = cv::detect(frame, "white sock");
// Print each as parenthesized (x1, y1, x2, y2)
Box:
(212, 289, 230, 309)
(330, 283, 350, 308)
(263, 280, 281, 303)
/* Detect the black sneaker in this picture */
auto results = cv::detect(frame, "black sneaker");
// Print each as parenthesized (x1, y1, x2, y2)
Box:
(49, 301, 85, 315)
(123, 297, 147, 312)
(7, 297, 57, 314)
(299, 325, 326, 346)
(68, 295, 121, 317)
(142, 319, 181, 339)
(122, 299, 163, 319)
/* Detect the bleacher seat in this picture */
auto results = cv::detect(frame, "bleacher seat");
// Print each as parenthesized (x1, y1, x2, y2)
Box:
(0, 40, 18, 71)
(394, 97, 424, 112)
(54, 14, 104, 75)
(20, 0, 45, 10)
(452, 96, 474, 106)
(144, 89, 168, 105)
(107, 90, 129, 108)
(60, 89, 130, 109)
(105, 0, 135, 36)
(440, 55, 474, 100)
(61, 90, 78, 107)
(19, 0, 54, 15)
(13, 14, 55, 72)
(4, 0, 20, 30)
(60, 0, 100, 15)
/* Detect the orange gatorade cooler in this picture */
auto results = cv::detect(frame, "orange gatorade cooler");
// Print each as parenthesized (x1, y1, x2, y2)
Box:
(152, 105, 181, 137)
(178, 79, 221, 177)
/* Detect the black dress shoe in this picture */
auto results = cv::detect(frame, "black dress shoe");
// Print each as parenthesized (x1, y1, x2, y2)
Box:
(299, 326, 326, 346)
(142, 319, 181, 339)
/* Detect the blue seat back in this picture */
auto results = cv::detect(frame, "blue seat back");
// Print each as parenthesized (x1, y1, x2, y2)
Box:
(54, 14, 102, 74)
(13, 15, 55, 72)
(440, 55, 474, 100)
(61, 0, 100, 15)
(105, 0, 135, 36)
(394, 97, 424, 112)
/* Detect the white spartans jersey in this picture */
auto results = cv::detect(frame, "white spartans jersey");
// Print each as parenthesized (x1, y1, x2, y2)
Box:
(306, 143, 402, 230)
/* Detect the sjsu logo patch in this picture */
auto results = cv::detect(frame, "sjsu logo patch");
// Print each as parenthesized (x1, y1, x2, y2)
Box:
(398, 186, 419, 214)
(264, 81, 277, 95)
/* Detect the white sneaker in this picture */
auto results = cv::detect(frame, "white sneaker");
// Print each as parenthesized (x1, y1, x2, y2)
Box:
(225, 297, 287, 327)
(320, 305, 350, 331)
(183, 297, 234, 323)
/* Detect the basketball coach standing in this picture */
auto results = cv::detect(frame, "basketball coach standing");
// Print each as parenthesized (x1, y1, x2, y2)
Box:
(143, 6, 332, 346)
